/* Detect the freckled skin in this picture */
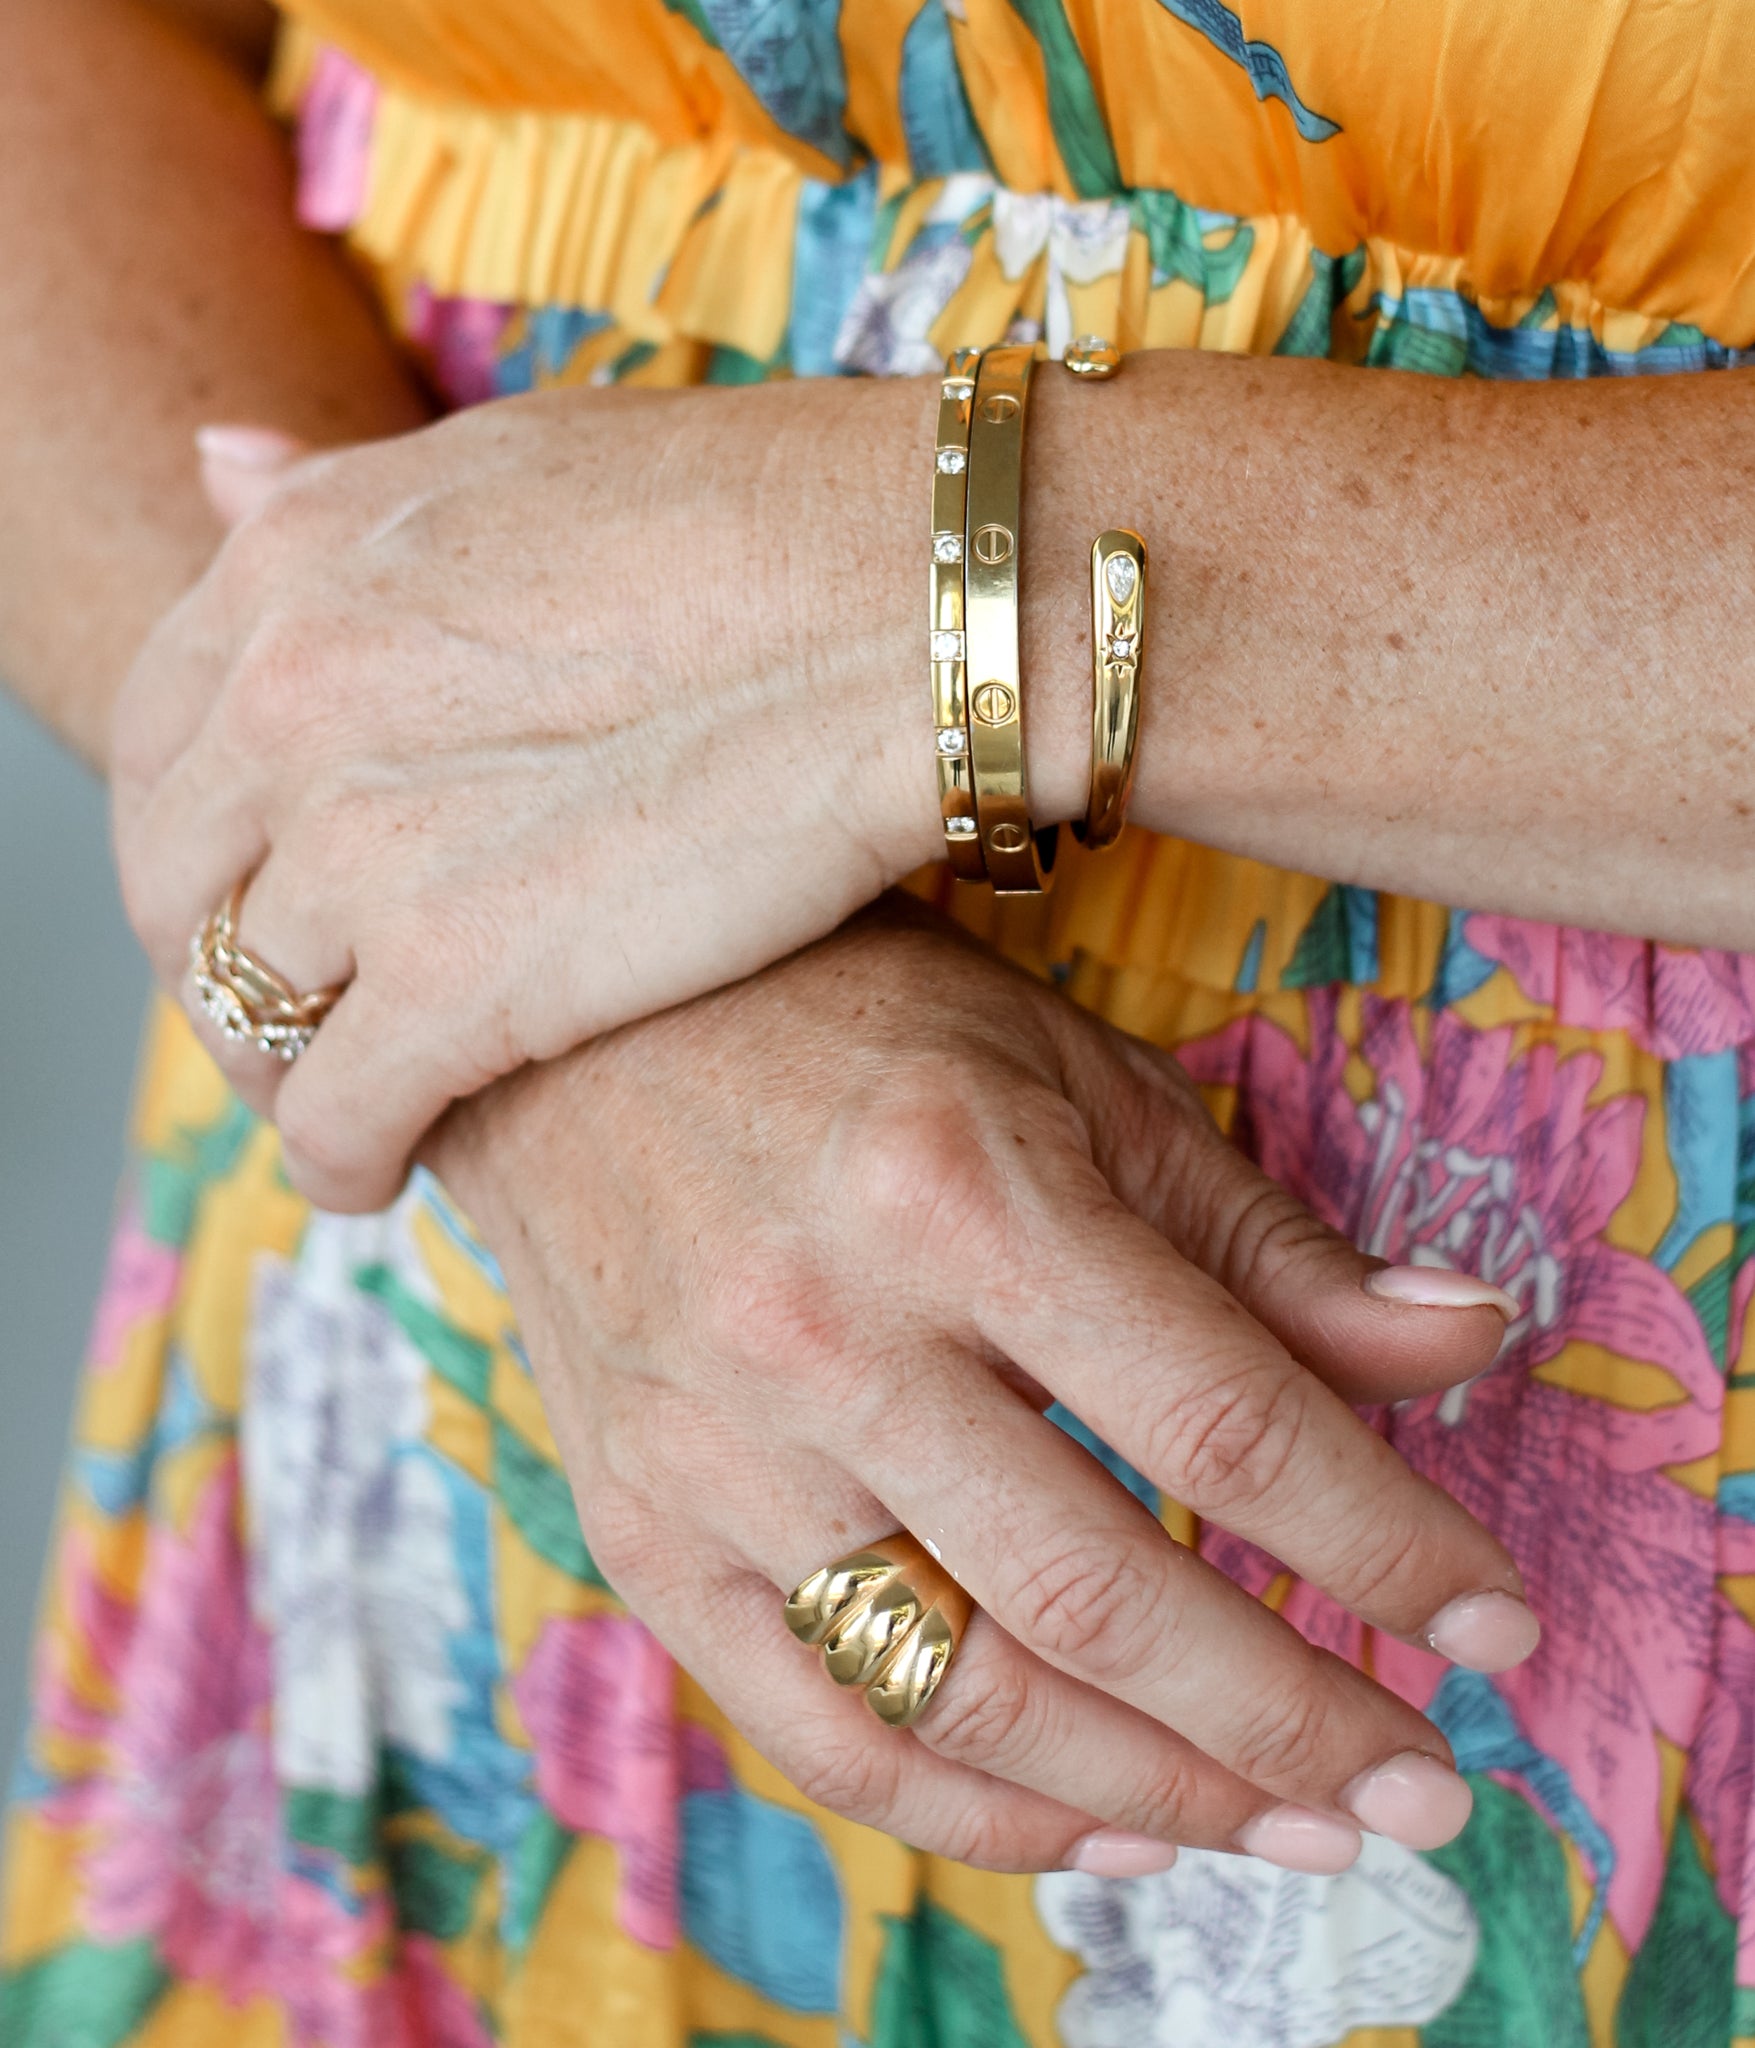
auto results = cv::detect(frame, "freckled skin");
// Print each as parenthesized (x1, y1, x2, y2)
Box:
(3, 0, 1592, 1880)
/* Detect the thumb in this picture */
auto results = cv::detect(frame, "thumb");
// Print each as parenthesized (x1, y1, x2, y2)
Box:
(195, 424, 310, 527)
(1075, 1033, 1515, 1410)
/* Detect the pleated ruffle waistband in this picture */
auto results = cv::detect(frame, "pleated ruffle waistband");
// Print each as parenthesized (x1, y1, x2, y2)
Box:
(272, 24, 1755, 380)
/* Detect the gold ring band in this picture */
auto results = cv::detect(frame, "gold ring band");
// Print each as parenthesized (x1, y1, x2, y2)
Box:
(189, 880, 344, 1062)
(784, 1533, 972, 1730)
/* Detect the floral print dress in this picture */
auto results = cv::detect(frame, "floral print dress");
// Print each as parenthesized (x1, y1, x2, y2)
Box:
(6, 3, 1755, 2044)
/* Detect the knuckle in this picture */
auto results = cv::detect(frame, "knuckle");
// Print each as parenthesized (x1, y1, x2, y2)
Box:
(1125, 1749, 1207, 1846)
(915, 1655, 1038, 1768)
(1212, 1182, 1343, 1300)
(921, 1802, 1043, 1874)
(221, 609, 333, 759)
(1144, 1366, 1304, 1514)
(694, 1246, 843, 1383)
(836, 1080, 1006, 1262)
(1225, 1670, 1339, 1788)
(1006, 1543, 1160, 1680)
(274, 1088, 366, 1207)
(787, 1737, 901, 1828)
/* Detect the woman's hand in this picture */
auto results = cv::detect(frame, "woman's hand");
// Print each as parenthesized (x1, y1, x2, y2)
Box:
(431, 901, 1537, 1877)
(109, 378, 950, 1213)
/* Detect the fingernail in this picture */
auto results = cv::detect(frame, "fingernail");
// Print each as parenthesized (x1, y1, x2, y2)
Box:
(1342, 1751, 1473, 1850)
(195, 424, 306, 470)
(1426, 1589, 1542, 1672)
(1364, 1265, 1518, 1318)
(1066, 1830, 1180, 1878)
(1235, 1805, 1361, 1874)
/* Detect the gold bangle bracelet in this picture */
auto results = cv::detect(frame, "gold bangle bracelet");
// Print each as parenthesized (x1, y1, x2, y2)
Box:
(965, 344, 1057, 894)
(929, 348, 987, 880)
(1078, 528, 1146, 850)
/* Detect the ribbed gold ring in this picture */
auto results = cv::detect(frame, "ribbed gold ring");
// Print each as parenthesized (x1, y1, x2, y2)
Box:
(189, 879, 345, 1063)
(784, 1533, 972, 1729)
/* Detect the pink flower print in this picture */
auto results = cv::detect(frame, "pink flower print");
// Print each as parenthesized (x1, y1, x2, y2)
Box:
(78, 1461, 278, 1980)
(87, 1205, 182, 1375)
(294, 45, 378, 234)
(1464, 916, 1755, 1059)
(1178, 993, 1726, 1951)
(1182, 993, 1722, 1447)
(405, 285, 513, 410)
(64, 1461, 409, 2041)
(31, 1532, 139, 1778)
(512, 1613, 681, 1949)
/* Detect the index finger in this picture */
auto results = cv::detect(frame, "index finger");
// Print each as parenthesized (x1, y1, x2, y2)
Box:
(977, 1162, 1537, 1669)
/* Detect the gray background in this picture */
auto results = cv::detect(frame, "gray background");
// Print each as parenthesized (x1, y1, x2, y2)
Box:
(0, 695, 147, 1770)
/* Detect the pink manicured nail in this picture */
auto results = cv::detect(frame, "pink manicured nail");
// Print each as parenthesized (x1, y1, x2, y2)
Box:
(1235, 1805, 1361, 1874)
(1342, 1751, 1474, 1850)
(1426, 1589, 1542, 1672)
(1066, 1830, 1180, 1878)
(195, 424, 307, 470)
(1364, 1265, 1519, 1317)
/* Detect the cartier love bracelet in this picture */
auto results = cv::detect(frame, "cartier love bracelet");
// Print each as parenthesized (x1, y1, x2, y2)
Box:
(929, 338, 1147, 891)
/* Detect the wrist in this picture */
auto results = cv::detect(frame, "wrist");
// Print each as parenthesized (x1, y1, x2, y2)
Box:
(773, 358, 1130, 886)
(422, 1065, 550, 1255)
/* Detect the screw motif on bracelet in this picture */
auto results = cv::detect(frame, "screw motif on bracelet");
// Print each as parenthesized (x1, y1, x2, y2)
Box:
(964, 344, 1057, 894)
(930, 346, 986, 879)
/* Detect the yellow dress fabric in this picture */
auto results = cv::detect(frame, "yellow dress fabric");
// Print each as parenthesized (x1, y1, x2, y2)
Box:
(8, 4, 1755, 2046)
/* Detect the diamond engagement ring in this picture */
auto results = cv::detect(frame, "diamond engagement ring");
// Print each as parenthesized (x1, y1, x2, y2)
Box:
(189, 880, 344, 1063)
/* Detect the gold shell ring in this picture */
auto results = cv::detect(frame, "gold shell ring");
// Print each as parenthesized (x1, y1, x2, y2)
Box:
(784, 1533, 972, 1730)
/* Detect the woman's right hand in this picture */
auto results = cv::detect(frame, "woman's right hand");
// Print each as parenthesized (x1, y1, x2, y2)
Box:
(433, 899, 1537, 1877)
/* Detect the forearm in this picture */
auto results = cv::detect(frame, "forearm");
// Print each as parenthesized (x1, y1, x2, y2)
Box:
(1012, 353, 1755, 945)
(0, 0, 426, 769)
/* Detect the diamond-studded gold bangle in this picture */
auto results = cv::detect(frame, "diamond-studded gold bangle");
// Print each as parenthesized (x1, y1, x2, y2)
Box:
(1078, 529, 1146, 850)
(929, 347, 987, 880)
(964, 343, 1057, 895)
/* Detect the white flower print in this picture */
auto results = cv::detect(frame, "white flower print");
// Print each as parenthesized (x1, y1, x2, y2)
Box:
(1036, 1833, 1479, 2048)
(243, 1199, 471, 1797)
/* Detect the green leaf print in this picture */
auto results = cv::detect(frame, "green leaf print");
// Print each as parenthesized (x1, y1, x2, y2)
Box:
(1423, 1776, 1590, 2048)
(867, 1899, 1031, 2048)
(1274, 263, 1335, 358)
(506, 1807, 575, 1954)
(690, 2036, 792, 2048)
(1282, 883, 1378, 990)
(140, 1098, 256, 1247)
(1687, 1255, 1732, 1367)
(706, 344, 773, 384)
(0, 1937, 168, 2047)
(390, 1835, 487, 1943)
(1002, 0, 1122, 197)
(284, 1784, 379, 1863)
(1615, 1815, 1735, 2048)
(493, 1416, 609, 1587)
(1131, 188, 1254, 302)
(354, 1260, 493, 1406)
(1365, 317, 1470, 377)
(660, 0, 721, 48)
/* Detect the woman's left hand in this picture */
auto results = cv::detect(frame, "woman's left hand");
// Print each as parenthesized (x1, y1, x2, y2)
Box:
(110, 378, 948, 1212)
